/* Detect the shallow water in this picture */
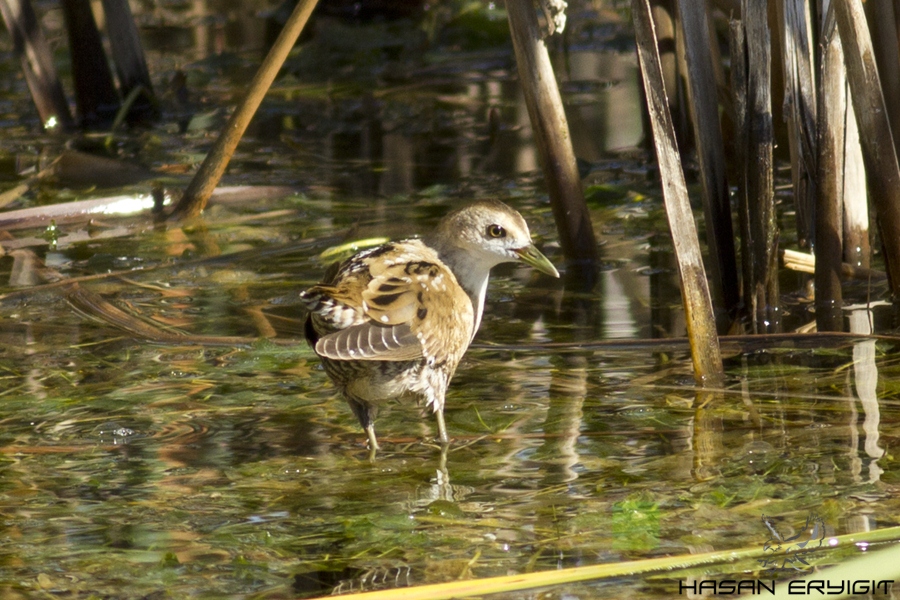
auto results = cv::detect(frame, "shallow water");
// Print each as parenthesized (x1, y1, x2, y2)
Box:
(1, 193, 899, 599)
(0, 2, 898, 599)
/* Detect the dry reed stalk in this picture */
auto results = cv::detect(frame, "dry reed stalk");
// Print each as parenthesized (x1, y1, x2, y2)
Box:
(834, 0, 900, 296)
(506, 0, 597, 271)
(633, 0, 724, 384)
(675, 0, 739, 327)
(0, 0, 74, 129)
(171, 0, 319, 219)
(741, 0, 780, 333)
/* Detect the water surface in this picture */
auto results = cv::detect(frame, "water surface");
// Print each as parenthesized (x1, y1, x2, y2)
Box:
(0, 2, 898, 599)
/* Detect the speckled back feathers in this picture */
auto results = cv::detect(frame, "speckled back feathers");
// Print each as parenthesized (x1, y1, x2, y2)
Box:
(300, 238, 475, 369)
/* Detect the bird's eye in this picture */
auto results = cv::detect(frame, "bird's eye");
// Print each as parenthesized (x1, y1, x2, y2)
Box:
(487, 224, 506, 238)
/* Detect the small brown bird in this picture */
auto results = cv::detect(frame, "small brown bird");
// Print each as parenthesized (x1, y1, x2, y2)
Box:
(300, 200, 559, 450)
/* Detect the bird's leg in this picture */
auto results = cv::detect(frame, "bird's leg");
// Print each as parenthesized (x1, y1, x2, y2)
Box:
(435, 408, 449, 444)
(365, 423, 381, 452)
(348, 396, 380, 453)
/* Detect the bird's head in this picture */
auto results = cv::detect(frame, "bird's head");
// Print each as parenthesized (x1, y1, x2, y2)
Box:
(430, 200, 559, 278)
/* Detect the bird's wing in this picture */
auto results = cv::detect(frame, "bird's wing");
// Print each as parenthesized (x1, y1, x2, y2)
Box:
(310, 241, 474, 363)
(315, 321, 423, 361)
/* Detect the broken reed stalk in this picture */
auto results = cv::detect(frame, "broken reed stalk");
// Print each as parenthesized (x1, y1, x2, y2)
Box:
(505, 0, 597, 271)
(864, 0, 900, 163)
(776, 0, 817, 249)
(170, 0, 319, 220)
(841, 102, 869, 270)
(740, 0, 779, 333)
(632, 0, 723, 385)
(729, 19, 754, 332)
(0, 0, 74, 129)
(674, 0, 739, 328)
(60, 0, 121, 128)
(672, 1, 692, 147)
(782, 248, 885, 283)
(648, 1, 688, 150)
(101, 0, 158, 122)
(834, 0, 900, 297)
(815, 9, 845, 332)
(650, 2, 677, 124)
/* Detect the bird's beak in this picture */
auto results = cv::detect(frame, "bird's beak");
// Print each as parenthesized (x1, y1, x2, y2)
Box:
(515, 244, 560, 278)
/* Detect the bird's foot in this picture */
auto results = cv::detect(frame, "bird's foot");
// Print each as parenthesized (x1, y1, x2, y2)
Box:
(365, 424, 381, 459)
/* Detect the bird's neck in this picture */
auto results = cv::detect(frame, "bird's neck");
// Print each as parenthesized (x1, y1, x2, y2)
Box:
(429, 241, 493, 340)
(461, 268, 490, 339)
